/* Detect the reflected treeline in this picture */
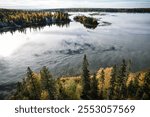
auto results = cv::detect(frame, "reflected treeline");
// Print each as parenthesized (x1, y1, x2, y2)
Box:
(0, 9, 70, 34)
(0, 21, 70, 34)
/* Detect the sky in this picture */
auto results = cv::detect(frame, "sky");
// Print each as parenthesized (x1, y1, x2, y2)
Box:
(0, 0, 150, 9)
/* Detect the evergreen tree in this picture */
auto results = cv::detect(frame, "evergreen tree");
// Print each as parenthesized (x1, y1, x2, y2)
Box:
(136, 86, 144, 100)
(40, 66, 57, 100)
(81, 54, 91, 99)
(127, 80, 136, 98)
(117, 60, 128, 99)
(90, 73, 99, 99)
(108, 65, 117, 99)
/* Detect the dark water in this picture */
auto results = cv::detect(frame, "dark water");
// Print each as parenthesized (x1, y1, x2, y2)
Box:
(0, 12, 150, 98)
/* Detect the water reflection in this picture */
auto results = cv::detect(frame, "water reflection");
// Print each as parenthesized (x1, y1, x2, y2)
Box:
(0, 21, 70, 34)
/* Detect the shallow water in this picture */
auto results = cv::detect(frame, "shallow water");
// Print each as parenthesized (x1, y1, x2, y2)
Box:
(0, 13, 150, 87)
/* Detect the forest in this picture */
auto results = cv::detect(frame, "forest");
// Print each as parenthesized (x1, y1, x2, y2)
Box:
(43, 8, 150, 13)
(10, 55, 150, 100)
(0, 9, 70, 32)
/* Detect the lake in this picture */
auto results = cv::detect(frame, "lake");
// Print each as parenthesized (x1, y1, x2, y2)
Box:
(0, 12, 150, 97)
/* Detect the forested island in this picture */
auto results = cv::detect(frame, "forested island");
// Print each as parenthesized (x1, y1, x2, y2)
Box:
(74, 16, 99, 29)
(10, 55, 150, 100)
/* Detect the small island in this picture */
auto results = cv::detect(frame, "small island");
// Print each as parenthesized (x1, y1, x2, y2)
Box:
(74, 15, 99, 29)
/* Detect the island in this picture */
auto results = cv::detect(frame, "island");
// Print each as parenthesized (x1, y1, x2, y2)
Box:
(74, 15, 99, 29)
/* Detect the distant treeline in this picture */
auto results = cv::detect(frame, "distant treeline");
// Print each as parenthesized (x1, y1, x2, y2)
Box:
(1, 8, 150, 13)
(10, 55, 150, 100)
(43, 8, 150, 13)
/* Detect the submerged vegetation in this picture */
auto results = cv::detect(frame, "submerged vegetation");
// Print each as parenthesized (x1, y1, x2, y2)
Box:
(0, 9, 70, 33)
(10, 55, 150, 100)
(74, 15, 99, 29)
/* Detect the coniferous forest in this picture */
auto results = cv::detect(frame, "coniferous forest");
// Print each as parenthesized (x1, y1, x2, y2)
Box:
(10, 55, 150, 100)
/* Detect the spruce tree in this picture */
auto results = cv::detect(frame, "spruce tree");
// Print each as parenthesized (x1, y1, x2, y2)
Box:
(40, 66, 57, 100)
(117, 60, 128, 99)
(81, 54, 91, 100)
(108, 65, 117, 100)
(90, 73, 99, 99)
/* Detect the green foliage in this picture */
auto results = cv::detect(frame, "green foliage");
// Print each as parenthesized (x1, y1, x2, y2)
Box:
(108, 65, 117, 99)
(115, 60, 128, 99)
(81, 54, 91, 99)
(90, 73, 99, 100)
(40, 66, 58, 99)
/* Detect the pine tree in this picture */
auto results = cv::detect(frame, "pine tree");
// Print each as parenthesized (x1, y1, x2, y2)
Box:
(108, 65, 117, 100)
(40, 66, 57, 100)
(90, 73, 99, 99)
(81, 54, 91, 99)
